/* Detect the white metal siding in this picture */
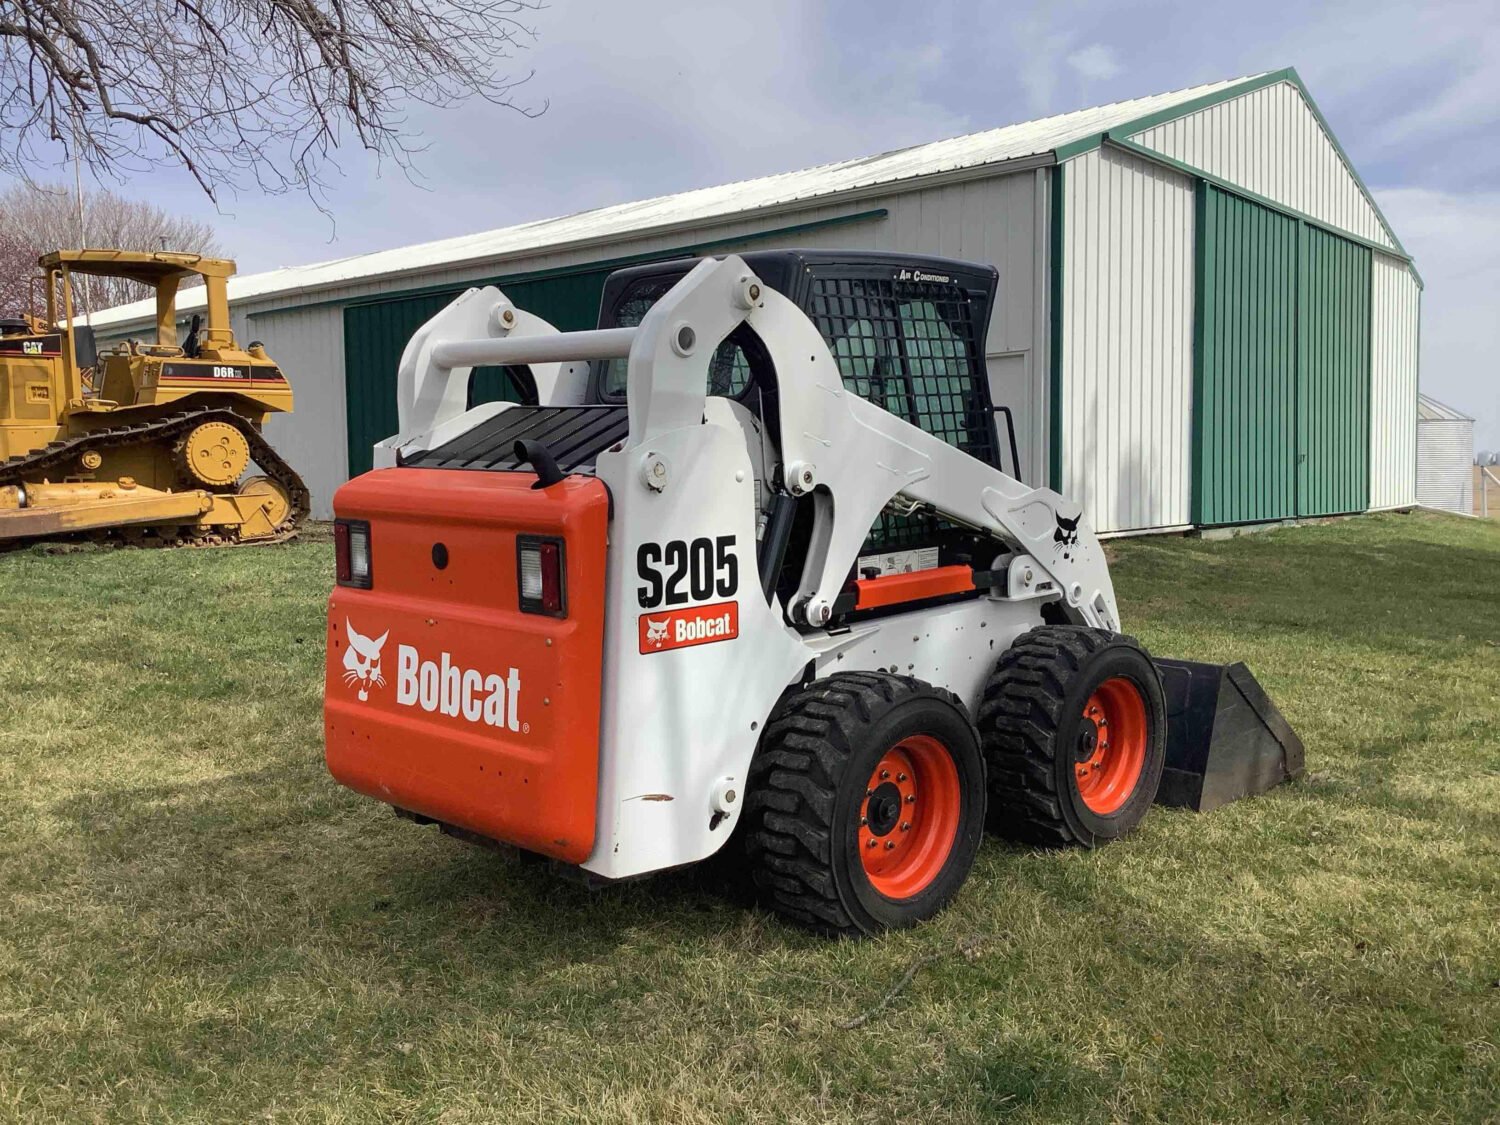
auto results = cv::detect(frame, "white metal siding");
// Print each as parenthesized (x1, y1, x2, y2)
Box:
(248, 306, 347, 518)
(1369, 255, 1420, 509)
(1130, 80, 1398, 251)
(1417, 420, 1474, 512)
(1058, 147, 1195, 534)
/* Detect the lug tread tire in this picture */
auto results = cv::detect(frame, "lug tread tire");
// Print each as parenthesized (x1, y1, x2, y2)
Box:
(743, 672, 972, 937)
(978, 625, 1160, 848)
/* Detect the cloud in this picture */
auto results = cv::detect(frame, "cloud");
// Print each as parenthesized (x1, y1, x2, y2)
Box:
(1379, 31, 1500, 148)
(1067, 44, 1123, 82)
(1003, 9, 1132, 118)
(1011, 10, 1076, 115)
(90, 0, 974, 272)
(5, 0, 1487, 451)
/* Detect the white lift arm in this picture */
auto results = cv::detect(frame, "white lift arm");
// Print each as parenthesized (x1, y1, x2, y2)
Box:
(377, 256, 1119, 631)
(618, 256, 1120, 631)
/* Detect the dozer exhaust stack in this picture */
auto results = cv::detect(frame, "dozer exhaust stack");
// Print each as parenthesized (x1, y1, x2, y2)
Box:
(1153, 659, 1305, 812)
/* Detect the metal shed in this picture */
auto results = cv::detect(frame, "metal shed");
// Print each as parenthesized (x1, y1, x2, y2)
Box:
(87, 67, 1421, 531)
(1417, 395, 1475, 514)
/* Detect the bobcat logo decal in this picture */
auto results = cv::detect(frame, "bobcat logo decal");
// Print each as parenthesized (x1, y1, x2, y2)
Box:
(1053, 510, 1081, 561)
(637, 604, 738, 654)
(644, 617, 670, 649)
(342, 618, 389, 701)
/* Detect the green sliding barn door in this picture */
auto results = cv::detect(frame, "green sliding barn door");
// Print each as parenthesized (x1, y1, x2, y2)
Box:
(1194, 187, 1300, 525)
(1297, 227, 1371, 517)
(1193, 185, 1373, 525)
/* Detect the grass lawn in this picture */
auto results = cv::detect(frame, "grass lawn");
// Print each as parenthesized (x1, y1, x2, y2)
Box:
(0, 512, 1496, 1123)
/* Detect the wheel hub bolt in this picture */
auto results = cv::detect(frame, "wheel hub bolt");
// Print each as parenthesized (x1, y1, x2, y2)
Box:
(905, 794, 915, 803)
(885, 841, 896, 850)
(880, 770, 890, 780)
(900, 821, 911, 832)
(859, 815, 867, 826)
(867, 839, 878, 849)
(897, 772, 907, 782)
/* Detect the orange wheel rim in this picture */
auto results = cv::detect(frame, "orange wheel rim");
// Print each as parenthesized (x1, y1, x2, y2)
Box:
(858, 734, 960, 900)
(1075, 677, 1148, 815)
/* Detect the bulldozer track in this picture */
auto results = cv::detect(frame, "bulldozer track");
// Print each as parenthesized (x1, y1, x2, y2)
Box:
(0, 407, 310, 548)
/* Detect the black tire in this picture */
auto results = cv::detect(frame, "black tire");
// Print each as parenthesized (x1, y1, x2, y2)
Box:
(979, 626, 1165, 848)
(741, 672, 986, 937)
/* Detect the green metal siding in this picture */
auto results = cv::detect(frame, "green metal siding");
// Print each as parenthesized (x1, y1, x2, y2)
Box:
(1193, 187, 1299, 525)
(1193, 185, 1373, 525)
(342, 271, 609, 477)
(1297, 226, 1371, 517)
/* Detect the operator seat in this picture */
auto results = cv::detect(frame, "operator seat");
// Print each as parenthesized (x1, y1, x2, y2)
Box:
(181, 314, 202, 359)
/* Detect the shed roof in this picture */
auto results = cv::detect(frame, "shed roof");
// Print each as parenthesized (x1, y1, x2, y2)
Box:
(1418, 394, 1474, 423)
(90, 71, 1276, 329)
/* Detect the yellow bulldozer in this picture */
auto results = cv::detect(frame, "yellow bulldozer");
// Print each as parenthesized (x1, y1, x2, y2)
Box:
(0, 250, 307, 545)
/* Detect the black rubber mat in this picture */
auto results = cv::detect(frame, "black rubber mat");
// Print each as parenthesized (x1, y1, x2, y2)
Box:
(400, 405, 628, 473)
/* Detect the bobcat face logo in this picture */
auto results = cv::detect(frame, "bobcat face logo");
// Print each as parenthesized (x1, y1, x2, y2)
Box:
(342, 618, 389, 701)
(644, 617, 670, 648)
(1053, 510, 1081, 561)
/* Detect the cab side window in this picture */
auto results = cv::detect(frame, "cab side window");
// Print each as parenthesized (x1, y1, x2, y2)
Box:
(900, 298, 972, 445)
(809, 278, 993, 465)
(807, 274, 997, 557)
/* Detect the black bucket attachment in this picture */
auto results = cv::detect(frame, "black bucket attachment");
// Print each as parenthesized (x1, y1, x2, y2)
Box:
(1153, 659, 1304, 812)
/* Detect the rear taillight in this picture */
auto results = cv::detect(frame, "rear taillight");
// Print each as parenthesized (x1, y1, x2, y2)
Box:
(335, 518, 373, 588)
(517, 535, 566, 616)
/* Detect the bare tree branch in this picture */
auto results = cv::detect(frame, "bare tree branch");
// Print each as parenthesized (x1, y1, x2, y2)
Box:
(0, 0, 546, 203)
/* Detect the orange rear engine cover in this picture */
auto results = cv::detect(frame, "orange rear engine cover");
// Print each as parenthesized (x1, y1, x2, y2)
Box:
(325, 468, 609, 863)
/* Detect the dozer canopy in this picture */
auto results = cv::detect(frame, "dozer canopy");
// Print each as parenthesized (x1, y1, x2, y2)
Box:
(37, 249, 235, 285)
(38, 249, 237, 354)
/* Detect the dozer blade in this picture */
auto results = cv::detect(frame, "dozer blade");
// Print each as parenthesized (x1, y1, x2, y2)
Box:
(1153, 659, 1305, 812)
(0, 484, 212, 541)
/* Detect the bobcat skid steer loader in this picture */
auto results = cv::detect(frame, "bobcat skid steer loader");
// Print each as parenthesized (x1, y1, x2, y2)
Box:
(324, 250, 1302, 936)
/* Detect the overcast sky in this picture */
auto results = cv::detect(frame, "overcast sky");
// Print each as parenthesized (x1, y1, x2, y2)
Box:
(40, 0, 1500, 446)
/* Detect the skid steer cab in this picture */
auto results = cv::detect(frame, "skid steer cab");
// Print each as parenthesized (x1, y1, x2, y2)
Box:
(325, 250, 1297, 936)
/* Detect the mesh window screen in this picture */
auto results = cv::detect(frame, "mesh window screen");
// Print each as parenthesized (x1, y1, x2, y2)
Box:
(602, 277, 752, 399)
(808, 275, 997, 553)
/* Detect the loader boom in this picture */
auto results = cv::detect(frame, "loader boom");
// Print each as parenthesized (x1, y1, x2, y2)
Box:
(380, 254, 1118, 631)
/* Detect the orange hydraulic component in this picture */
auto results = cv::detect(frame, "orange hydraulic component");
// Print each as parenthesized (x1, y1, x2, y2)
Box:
(854, 564, 975, 609)
(324, 468, 610, 864)
(857, 733, 961, 899)
(1074, 676, 1149, 815)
